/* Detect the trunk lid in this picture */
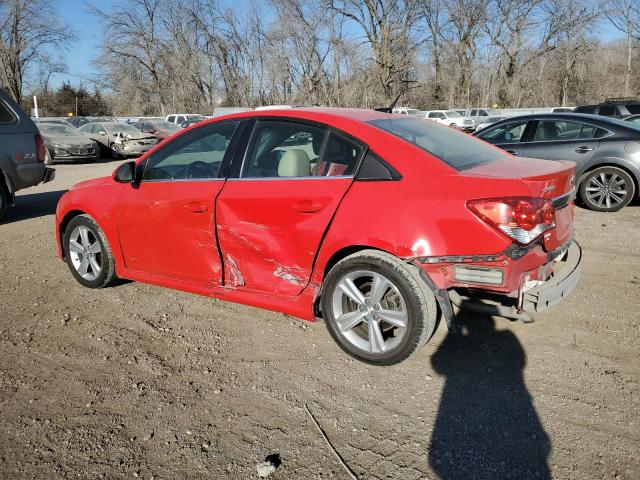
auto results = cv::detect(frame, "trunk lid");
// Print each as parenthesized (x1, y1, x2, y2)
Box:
(465, 157, 576, 251)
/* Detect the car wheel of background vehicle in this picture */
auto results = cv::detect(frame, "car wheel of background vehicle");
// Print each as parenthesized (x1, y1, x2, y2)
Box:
(44, 149, 53, 165)
(63, 214, 116, 288)
(0, 184, 8, 221)
(579, 166, 635, 212)
(321, 249, 438, 366)
(110, 145, 122, 159)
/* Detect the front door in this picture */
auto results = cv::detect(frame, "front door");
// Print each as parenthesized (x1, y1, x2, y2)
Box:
(115, 120, 240, 285)
(216, 119, 364, 296)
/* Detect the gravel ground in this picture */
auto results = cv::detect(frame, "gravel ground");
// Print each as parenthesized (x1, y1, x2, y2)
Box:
(1, 159, 639, 479)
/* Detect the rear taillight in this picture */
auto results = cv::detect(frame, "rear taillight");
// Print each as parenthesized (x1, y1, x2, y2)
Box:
(467, 197, 555, 245)
(35, 134, 46, 162)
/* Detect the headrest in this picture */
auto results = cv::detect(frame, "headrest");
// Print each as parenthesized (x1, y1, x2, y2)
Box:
(278, 149, 311, 177)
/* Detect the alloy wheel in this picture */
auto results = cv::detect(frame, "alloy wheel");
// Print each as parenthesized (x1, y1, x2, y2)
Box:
(68, 226, 103, 281)
(585, 171, 628, 209)
(330, 270, 408, 354)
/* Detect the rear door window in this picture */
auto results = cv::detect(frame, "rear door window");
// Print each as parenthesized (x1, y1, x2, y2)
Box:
(598, 105, 616, 116)
(0, 100, 17, 124)
(626, 105, 640, 115)
(533, 121, 582, 141)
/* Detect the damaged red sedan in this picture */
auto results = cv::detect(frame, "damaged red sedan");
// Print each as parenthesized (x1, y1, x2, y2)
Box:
(55, 108, 581, 365)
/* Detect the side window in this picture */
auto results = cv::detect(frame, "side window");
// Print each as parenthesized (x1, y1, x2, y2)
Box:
(241, 120, 327, 178)
(167, 116, 175, 123)
(143, 121, 239, 181)
(313, 132, 364, 177)
(575, 106, 596, 114)
(534, 121, 581, 142)
(470, 109, 477, 116)
(428, 112, 438, 118)
(598, 105, 616, 116)
(96, 125, 107, 135)
(0, 100, 17, 124)
(580, 124, 609, 139)
(479, 110, 488, 116)
(480, 120, 528, 144)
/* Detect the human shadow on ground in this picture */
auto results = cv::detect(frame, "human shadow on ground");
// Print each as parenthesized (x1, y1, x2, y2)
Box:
(429, 311, 551, 480)
(2, 190, 67, 224)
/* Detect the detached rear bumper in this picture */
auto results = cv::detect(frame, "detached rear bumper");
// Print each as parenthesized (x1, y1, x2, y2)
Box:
(43, 167, 55, 184)
(520, 240, 581, 313)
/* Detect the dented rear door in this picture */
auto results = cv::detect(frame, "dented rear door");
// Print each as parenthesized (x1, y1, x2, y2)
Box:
(216, 119, 363, 296)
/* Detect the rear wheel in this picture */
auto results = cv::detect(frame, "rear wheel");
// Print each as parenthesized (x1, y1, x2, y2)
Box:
(579, 166, 635, 212)
(321, 250, 437, 366)
(63, 215, 116, 288)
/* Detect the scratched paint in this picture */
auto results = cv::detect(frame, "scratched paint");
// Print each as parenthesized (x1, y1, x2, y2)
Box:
(225, 254, 245, 287)
(272, 262, 306, 286)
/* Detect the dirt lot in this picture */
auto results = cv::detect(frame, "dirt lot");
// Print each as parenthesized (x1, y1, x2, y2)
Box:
(1, 159, 639, 480)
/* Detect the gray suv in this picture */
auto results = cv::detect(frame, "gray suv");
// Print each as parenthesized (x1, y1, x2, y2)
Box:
(0, 88, 55, 220)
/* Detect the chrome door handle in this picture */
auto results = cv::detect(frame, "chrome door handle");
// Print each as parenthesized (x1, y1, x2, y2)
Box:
(575, 146, 594, 153)
(506, 149, 519, 156)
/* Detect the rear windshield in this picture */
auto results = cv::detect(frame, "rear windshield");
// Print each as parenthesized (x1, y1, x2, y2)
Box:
(368, 117, 505, 170)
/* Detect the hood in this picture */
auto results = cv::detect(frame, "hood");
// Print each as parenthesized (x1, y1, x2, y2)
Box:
(464, 157, 576, 199)
(72, 176, 112, 190)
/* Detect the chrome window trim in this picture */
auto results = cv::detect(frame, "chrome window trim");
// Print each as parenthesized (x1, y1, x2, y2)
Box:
(140, 177, 225, 184)
(226, 175, 354, 182)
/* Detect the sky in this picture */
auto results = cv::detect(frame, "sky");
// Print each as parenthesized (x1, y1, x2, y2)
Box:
(46, 0, 626, 90)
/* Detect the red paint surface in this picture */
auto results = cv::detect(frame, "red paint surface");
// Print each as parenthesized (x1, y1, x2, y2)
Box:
(56, 108, 577, 321)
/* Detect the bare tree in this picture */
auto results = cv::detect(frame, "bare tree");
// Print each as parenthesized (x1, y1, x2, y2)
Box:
(0, 0, 73, 103)
(605, 0, 640, 96)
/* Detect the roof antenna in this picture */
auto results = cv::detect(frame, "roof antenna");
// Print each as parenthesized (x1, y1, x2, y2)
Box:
(374, 78, 419, 113)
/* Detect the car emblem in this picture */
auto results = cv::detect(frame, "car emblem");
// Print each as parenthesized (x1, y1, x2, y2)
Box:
(542, 185, 556, 194)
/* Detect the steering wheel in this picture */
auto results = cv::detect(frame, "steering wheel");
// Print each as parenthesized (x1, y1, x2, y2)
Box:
(186, 161, 214, 179)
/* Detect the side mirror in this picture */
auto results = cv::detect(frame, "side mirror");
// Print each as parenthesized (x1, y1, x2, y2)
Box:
(113, 161, 136, 183)
(504, 132, 513, 141)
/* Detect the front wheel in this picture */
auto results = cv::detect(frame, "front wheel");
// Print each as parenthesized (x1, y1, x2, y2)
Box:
(63, 214, 117, 288)
(320, 250, 438, 366)
(579, 166, 635, 212)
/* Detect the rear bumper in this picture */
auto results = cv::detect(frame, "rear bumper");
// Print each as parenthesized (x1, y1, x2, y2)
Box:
(520, 240, 581, 313)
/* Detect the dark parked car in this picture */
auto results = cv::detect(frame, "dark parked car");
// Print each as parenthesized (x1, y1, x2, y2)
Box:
(574, 98, 640, 119)
(0, 88, 55, 220)
(37, 123, 97, 164)
(68, 116, 90, 128)
(475, 113, 640, 211)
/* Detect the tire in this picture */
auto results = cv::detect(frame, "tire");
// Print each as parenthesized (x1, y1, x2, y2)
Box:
(579, 166, 635, 212)
(320, 250, 438, 366)
(63, 214, 117, 288)
(44, 149, 54, 165)
(110, 145, 122, 160)
(0, 183, 8, 221)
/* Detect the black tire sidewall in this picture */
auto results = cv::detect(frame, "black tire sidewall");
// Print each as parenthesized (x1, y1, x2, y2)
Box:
(0, 185, 8, 221)
(63, 216, 113, 288)
(321, 256, 426, 366)
(580, 167, 635, 212)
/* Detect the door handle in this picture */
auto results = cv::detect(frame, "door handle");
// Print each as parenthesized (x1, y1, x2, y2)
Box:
(292, 199, 323, 213)
(185, 201, 208, 213)
(506, 149, 519, 156)
(575, 146, 594, 153)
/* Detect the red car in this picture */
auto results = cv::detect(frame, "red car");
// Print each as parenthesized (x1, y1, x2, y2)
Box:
(55, 108, 581, 365)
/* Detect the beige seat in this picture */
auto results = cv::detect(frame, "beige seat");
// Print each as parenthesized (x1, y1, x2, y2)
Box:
(278, 149, 311, 177)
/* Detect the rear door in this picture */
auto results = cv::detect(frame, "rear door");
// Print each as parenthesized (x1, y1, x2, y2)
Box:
(216, 118, 364, 296)
(524, 120, 604, 173)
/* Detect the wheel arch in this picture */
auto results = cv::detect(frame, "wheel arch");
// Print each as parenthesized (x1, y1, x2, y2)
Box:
(58, 209, 88, 259)
(579, 161, 640, 198)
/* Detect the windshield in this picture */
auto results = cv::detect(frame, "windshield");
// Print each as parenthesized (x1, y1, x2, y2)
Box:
(39, 124, 78, 136)
(445, 110, 462, 117)
(368, 117, 505, 171)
